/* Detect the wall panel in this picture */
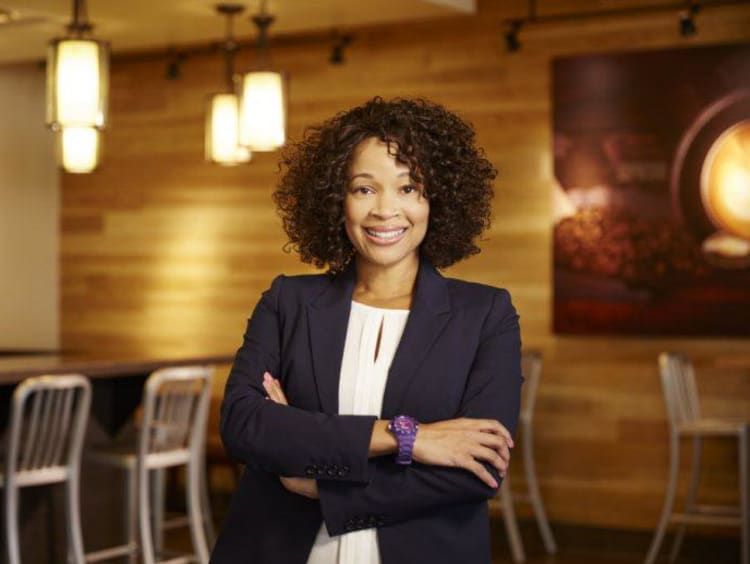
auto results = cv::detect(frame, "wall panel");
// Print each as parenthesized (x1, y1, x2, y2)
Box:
(61, 0, 750, 530)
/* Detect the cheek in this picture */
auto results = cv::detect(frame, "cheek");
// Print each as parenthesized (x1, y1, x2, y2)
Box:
(343, 199, 359, 242)
(412, 202, 430, 230)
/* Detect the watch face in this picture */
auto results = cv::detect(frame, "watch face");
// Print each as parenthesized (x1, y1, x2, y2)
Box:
(391, 415, 416, 436)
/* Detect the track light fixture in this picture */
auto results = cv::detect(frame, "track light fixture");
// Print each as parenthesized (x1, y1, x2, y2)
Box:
(679, 2, 700, 37)
(166, 50, 187, 80)
(330, 32, 353, 65)
(505, 20, 523, 53)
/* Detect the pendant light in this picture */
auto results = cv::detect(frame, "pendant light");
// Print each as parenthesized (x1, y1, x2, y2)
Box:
(206, 4, 251, 165)
(238, 1, 286, 151)
(60, 126, 101, 174)
(46, 0, 109, 130)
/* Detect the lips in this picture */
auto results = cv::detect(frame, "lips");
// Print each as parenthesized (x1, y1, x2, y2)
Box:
(363, 226, 408, 244)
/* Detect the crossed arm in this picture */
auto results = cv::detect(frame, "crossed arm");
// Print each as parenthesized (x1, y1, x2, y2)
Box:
(221, 276, 522, 533)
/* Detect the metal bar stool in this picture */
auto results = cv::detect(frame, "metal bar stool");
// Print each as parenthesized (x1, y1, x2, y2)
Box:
(1, 374, 91, 564)
(85, 366, 213, 564)
(498, 350, 557, 562)
(645, 352, 749, 564)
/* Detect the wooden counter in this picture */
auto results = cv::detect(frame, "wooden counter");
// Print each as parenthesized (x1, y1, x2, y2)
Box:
(0, 351, 235, 384)
(0, 351, 235, 435)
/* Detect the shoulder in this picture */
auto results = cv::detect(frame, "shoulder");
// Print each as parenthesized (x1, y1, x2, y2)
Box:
(440, 275, 519, 332)
(443, 276, 513, 310)
(262, 272, 336, 307)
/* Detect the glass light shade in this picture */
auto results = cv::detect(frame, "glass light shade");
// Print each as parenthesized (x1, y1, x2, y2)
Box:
(701, 120, 750, 239)
(47, 37, 109, 129)
(61, 126, 100, 173)
(238, 71, 286, 151)
(206, 93, 252, 165)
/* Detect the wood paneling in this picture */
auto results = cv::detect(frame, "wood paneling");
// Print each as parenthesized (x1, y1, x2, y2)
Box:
(61, 0, 750, 531)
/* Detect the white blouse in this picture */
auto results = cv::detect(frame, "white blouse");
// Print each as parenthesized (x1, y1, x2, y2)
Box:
(306, 301, 410, 564)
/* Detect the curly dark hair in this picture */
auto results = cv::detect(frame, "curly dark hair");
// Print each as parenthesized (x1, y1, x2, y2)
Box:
(273, 97, 497, 273)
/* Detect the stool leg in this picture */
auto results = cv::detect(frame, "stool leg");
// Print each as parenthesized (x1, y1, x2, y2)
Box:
(187, 457, 209, 563)
(201, 458, 216, 546)
(522, 422, 557, 553)
(138, 461, 156, 564)
(670, 436, 701, 562)
(4, 484, 21, 564)
(152, 468, 165, 556)
(124, 467, 138, 564)
(500, 476, 526, 562)
(740, 425, 748, 564)
(65, 475, 86, 564)
(645, 432, 680, 564)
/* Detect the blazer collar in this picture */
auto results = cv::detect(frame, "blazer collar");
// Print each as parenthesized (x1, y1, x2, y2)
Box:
(307, 258, 451, 415)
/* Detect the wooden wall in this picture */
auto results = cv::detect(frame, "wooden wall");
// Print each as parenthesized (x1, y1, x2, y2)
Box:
(61, 0, 750, 531)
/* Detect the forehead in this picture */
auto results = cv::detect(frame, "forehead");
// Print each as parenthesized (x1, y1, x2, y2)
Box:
(348, 137, 410, 175)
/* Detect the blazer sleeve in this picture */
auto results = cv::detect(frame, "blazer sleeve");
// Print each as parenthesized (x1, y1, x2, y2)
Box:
(220, 275, 377, 483)
(317, 289, 522, 535)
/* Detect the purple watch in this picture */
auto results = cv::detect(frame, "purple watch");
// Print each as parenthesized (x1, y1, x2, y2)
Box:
(388, 415, 419, 465)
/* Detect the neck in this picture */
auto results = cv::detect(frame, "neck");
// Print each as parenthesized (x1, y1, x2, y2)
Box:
(352, 255, 420, 307)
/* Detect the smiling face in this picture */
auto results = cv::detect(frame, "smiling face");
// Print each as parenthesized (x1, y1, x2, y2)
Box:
(344, 137, 430, 272)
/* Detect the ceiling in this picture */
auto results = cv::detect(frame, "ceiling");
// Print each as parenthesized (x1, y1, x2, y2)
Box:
(0, 0, 475, 64)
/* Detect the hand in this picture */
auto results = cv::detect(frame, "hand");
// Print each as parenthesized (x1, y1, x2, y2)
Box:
(263, 372, 288, 405)
(412, 418, 513, 488)
(280, 476, 319, 499)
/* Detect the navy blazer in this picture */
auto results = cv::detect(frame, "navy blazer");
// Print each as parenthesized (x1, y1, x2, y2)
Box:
(212, 260, 522, 563)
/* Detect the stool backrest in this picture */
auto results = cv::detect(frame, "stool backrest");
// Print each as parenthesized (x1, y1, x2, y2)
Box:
(137, 366, 213, 460)
(520, 350, 542, 424)
(5, 374, 91, 483)
(658, 352, 701, 429)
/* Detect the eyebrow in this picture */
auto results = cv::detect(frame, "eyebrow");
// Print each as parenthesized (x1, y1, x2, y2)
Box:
(349, 172, 412, 181)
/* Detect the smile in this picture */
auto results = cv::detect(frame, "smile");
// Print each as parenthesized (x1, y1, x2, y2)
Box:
(363, 227, 407, 244)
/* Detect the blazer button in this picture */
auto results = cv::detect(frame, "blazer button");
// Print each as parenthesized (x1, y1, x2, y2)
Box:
(337, 469, 347, 477)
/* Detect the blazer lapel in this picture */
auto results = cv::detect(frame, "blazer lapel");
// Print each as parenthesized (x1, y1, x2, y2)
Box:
(381, 260, 451, 418)
(307, 265, 356, 415)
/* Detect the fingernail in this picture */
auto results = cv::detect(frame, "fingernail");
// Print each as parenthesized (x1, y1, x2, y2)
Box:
(491, 479, 498, 488)
(263, 372, 272, 381)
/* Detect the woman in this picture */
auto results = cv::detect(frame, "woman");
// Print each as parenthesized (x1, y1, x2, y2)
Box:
(212, 97, 522, 564)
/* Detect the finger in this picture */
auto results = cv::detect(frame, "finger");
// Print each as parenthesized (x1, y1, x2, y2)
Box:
(464, 459, 499, 489)
(480, 420, 513, 444)
(263, 378, 285, 404)
(262, 380, 277, 402)
(458, 418, 508, 436)
(272, 379, 289, 405)
(470, 432, 511, 463)
(468, 443, 506, 475)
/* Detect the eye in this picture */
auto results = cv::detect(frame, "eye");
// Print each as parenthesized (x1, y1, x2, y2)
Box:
(401, 184, 421, 195)
(349, 185, 374, 196)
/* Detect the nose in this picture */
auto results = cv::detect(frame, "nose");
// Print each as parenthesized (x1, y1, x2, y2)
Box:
(370, 189, 400, 219)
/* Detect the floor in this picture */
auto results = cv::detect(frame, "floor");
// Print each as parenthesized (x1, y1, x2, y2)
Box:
(159, 492, 742, 564)
(488, 518, 741, 563)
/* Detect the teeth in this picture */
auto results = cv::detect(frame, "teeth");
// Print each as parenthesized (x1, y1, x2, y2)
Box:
(365, 228, 406, 240)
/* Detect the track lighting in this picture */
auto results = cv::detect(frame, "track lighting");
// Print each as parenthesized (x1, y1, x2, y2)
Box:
(505, 20, 523, 53)
(679, 2, 700, 37)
